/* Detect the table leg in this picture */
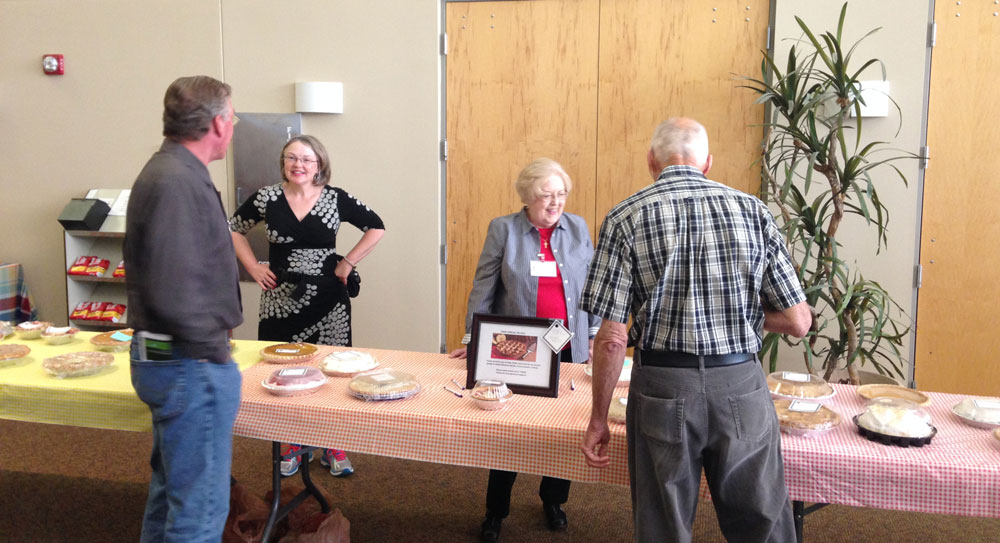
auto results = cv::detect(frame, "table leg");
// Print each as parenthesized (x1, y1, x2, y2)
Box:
(261, 442, 332, 543)
(793, 500, 829, 543)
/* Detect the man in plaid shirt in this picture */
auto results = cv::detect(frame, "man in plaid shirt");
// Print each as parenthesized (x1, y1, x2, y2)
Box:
(580, 118, 811, 542)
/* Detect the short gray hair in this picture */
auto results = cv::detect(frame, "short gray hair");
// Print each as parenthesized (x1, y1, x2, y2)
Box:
(649, 118, 709, 166)
(514, 158, 572, 205)
(162, 76, 232, 142)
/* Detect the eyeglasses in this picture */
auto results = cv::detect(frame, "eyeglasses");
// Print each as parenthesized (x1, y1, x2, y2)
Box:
(283, 154, 318, 165)
(538, 191, 569, 203)
(230, 114, 240, 125)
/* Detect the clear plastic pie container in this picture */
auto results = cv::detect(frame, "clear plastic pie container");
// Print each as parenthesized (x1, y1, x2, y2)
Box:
(0, 321, 14, 340)
(42, 351, 114, 378)
(320, 349, 379, 377)
(469, 380, 513, 410)
(0, 344, 31, 367)
(951, 397, 1000, 429)
(608, 396, 628, 424)
(14, 321, 52, 340)
(41, 326, 79, 345)
(261, 366, 328, 397)
(773, 399, 841, 437)
(767, 371, 835, 401)
(854, 397, 936, 447)
(584, 357, 633, 385)
(347, 369, 420, 401)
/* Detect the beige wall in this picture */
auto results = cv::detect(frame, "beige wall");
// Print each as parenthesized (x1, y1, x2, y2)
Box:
(0, 0, 442, 352)
(771, 0, 930, 380)
(0, 0, 931, 363)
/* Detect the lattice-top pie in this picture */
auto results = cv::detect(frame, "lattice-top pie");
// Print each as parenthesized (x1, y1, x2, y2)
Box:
(260, 342, 319, 364)
(495, 339, 527, 359)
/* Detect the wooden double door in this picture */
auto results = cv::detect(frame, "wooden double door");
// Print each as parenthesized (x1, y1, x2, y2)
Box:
(444, 0, 770, 349)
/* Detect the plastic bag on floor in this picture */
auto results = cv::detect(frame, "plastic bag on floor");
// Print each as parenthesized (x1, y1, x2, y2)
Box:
(276, 509, 350, 543)
(223, 481, 272, 543)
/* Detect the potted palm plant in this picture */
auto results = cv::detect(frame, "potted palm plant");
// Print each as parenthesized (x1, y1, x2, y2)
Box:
(741, 3, 916, 385)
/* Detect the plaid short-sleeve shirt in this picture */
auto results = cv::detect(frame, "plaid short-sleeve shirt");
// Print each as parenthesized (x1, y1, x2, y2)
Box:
(580, 165, 805, 354)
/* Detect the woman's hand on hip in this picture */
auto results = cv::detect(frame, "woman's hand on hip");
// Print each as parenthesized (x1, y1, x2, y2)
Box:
(334, 259, 353, 284)
(250, 262, 277, 291)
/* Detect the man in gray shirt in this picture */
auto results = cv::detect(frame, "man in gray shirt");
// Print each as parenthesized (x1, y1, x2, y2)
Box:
(124, 75, 243, 543)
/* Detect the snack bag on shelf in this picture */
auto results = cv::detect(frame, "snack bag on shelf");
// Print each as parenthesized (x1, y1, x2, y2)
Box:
(100, 303, 126, 323)
(70, 302, 91, 320)
(112, 261, 125, 278)
(85, 301, 109, 320)
(68, 256, 92, 275)
(85, 257, 110, 276)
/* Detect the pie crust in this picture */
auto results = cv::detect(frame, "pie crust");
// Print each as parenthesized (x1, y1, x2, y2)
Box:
(767, 371, 835, 401)
(41, 326, 79, 345)
(14, 321, 52, 340)
(260, 342, 319, 364)
(0, 343, 30, 362)
(608, 396, 628, 423)
(856, 384, 930, 406)
(42, 351, 114, 378)
(773, 399, 841, 435)
(90, 329, 134, 352)
(348, 370, 420, 401)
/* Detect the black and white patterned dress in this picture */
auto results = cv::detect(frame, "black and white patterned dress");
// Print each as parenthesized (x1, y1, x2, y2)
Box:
(229, 184, 384, 346)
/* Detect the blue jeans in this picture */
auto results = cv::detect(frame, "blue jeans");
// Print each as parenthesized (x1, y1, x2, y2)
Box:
(131, 349, 242, 543)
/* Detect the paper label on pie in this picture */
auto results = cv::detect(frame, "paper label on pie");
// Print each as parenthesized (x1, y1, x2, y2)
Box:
(788, 400, 822, 413)
(279, 368, 307, 376)
(332, 351, 363, 360)
(782, 372, 810, 382)
(617, 397, 628, 407)
(974, 399, 1000, 410)
(110, 331, 133, 341)
(275, 348, 298, 354)
(369, 373, 395, 382)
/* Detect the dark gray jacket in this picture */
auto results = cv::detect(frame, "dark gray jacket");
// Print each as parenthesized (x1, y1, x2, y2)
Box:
(124, 139, 243, 362)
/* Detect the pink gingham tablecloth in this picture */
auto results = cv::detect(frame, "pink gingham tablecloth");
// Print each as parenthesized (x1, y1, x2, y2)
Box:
(780, 383, 1000, 517)
(233, 347, 631, 486)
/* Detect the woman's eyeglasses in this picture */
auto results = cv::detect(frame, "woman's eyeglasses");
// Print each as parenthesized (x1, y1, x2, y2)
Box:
(283, 155, 318, 165)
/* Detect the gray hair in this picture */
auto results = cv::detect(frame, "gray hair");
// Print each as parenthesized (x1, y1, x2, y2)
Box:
(162, 76, 232, 142)
(649, 118, 709, 166)
(514, 158, 572, 205)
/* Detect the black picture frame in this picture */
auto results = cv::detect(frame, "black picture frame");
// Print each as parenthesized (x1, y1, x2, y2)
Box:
(466, 313, 560, 397)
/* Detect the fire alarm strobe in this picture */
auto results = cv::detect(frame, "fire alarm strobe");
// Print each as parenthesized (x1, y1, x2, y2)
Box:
(42, 54, 64, 75)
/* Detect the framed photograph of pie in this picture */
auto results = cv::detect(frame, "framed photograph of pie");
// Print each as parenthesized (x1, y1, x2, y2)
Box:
(466, 313, 560, 397)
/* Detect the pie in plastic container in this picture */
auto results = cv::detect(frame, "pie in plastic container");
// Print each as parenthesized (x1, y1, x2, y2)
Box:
(261, 366, 327, 397)
(43, 351, 114, 378)
(854, 397, 937, 447)
(348, 369, 420, 401)
(470, 380, 513, 411)
(0, 344, 30, 367)
(767, 371, 835, 401)
(14, 321, 52, 340)
(856, 383, 930, 406)
(320, 350, 379, 377)
(951, 397, 1000, 429)
(773, 399, 841, 437)
(584, 357, 633, 385)
(608, 396, 628, 424)
(993, 428, 1000, 447)
(41, 326, 79, 346)
(90, 329, 134, 352)
(259, 342, 319, 364)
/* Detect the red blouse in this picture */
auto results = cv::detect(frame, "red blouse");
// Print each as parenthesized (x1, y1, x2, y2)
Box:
(535, 226, 568, 326)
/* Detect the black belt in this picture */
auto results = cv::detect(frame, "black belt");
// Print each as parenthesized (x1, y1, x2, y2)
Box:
(637, 349, 755, 368)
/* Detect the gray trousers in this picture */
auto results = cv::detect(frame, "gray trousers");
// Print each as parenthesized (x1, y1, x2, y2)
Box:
(626, 357, 795, 543)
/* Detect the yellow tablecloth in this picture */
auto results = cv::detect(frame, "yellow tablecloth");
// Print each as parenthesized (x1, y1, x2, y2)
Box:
(0, 332, 263, 431)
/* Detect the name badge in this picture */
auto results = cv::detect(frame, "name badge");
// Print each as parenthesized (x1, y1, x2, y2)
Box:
(530, 260, 557, 277)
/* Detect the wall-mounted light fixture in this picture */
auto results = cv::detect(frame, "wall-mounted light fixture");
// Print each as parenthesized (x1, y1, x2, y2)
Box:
(852, 80, 890, 118)
(295, 82, 343, 114)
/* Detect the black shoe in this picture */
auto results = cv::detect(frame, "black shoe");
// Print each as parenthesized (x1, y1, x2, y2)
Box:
(480, 513, 503, 542)
(543, 502, 568, 531)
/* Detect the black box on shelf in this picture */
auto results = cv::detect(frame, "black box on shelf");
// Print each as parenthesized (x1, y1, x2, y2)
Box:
(58, 198, 111, 231)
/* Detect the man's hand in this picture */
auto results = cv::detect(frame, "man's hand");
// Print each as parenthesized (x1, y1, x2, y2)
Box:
(581, 417, 612, 468)
(448, 346, 468, 359)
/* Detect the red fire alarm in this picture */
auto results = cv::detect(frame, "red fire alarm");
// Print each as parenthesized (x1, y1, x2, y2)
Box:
(42, 54, 64, 75)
